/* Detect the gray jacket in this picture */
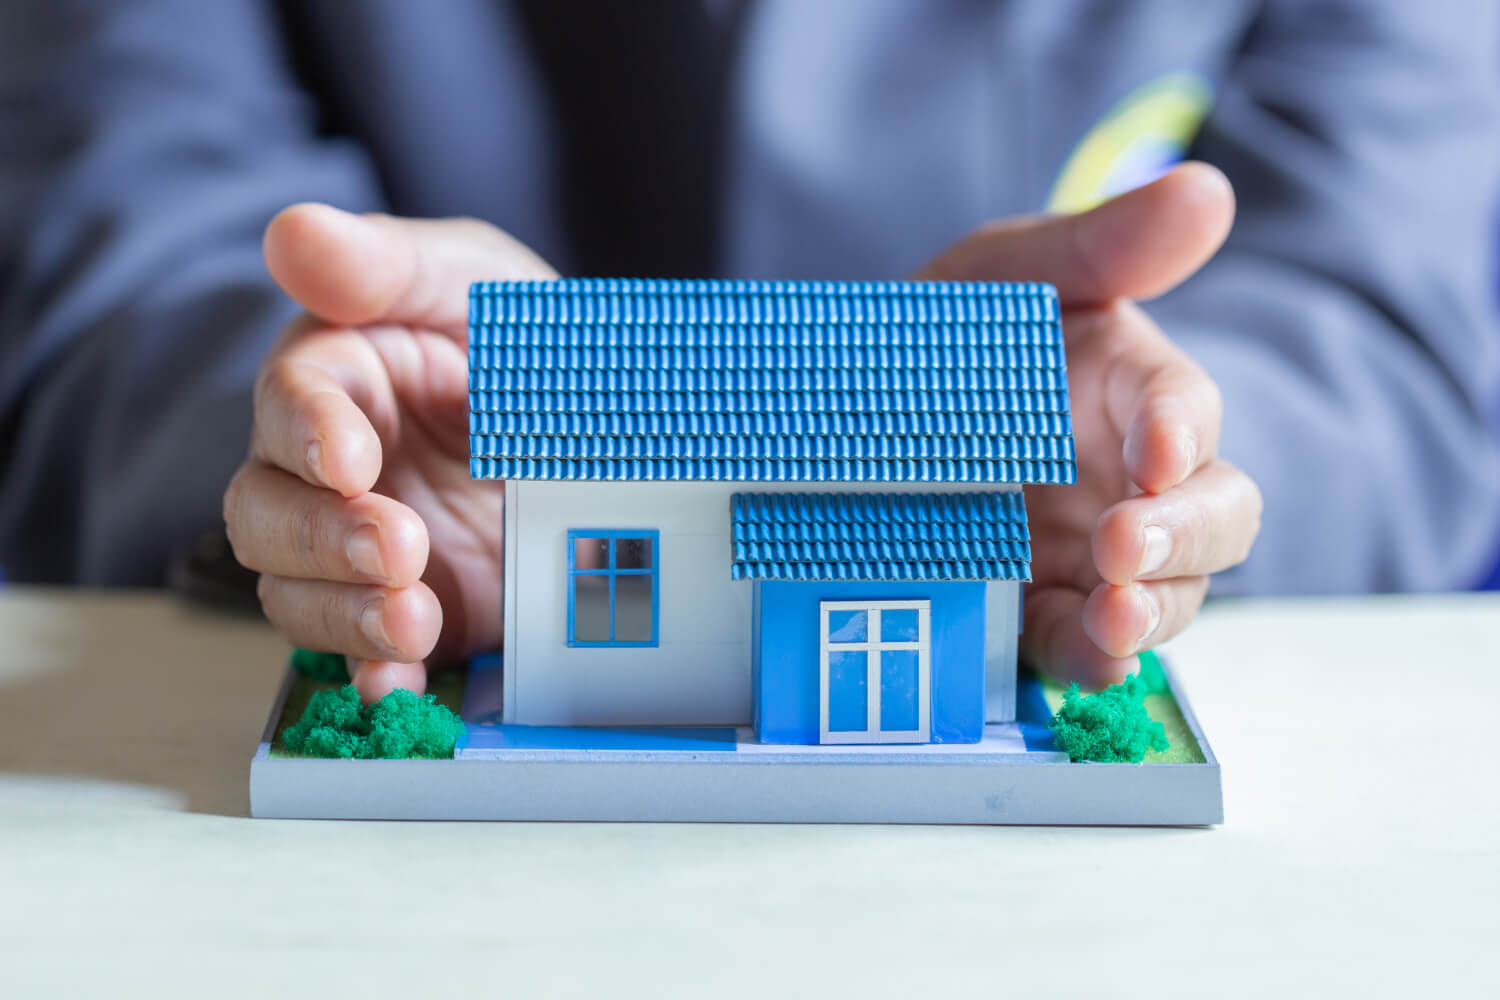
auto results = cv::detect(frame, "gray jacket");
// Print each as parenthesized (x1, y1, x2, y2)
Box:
(2, 0, 1498, 592)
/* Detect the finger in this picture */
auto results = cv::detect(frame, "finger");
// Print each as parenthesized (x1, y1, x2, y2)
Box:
(224, 461, 429, 586)
(360, 324, 474, 452)
(1102, 306, 1224, 493)
(251, 328, 386, 495)
(1021, 586, 1139, 690)
(1024, 516, 1097, 595)
(1082, 577, 1211, 660)
(1093, 460, 1264, 585)
(351, 660, 428, 703)
(257, 575, 442, 664)
(916, 162, 1234, 306)
(263, 203, 558, 335)
(1059, 300, 1223, 493)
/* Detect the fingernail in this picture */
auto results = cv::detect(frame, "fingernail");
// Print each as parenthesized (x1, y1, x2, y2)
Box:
(1138, 524, 1171, 576)
(306, 440, 324, 480)
(346, 524, 386, 580)
(360, 598, 394, 652)
(1135, 588, 1161, 653)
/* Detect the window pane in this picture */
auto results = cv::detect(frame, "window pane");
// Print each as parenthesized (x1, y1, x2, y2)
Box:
(827, 609, 867, 643)
(880, 650, 920, 732)
(827, 651, 868, 732)
(572, 536, 609, 570)
(616, 536, 653, 570)
(572, 575, 610, 642)
(613, 573, 654, 642)
(881, 608, 919, 643)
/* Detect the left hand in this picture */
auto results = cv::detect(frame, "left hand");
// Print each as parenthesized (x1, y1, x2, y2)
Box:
(226, 206, 556, 703)
(915, 163, 1263, 687)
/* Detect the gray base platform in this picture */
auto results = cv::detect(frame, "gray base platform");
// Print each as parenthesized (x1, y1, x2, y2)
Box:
(250, 657, 1222, 825)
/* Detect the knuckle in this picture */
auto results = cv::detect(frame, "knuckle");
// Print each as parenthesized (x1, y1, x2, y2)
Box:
(252, 357, 288, 404)
(317, 586, 349, 645)
(289, 496, 332, 572)
(253, 359, 301, 428)
(1182, 496, 1213, 561)
(1111, 506, 1149, 558)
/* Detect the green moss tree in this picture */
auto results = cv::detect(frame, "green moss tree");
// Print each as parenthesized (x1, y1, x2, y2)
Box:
(1048, 673, 1169, 763)
(283, 685, 465, 759)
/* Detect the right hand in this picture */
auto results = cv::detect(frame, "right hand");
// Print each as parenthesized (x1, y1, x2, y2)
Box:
(914, 164, 1258, 687)
(224, 204, 555, 702)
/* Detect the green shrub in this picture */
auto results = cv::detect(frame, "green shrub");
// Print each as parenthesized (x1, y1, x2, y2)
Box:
(282, 685, 465, 759)
(1048, 672, 1169, 763)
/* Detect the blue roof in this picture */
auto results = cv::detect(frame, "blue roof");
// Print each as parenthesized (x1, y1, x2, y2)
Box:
(730, 491, 1032, 581)
(469, 278, 1074, 484)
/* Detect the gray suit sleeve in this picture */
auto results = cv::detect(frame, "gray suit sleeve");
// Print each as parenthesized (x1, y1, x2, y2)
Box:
(1152, 0, 1500, 594)
(0, 1, 385, 583)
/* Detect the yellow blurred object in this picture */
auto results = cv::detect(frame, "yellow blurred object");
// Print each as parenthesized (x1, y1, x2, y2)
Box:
(1047, 71, 1215, 214)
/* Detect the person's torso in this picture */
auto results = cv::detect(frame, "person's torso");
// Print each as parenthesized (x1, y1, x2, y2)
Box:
(277, 0, 1255, 278)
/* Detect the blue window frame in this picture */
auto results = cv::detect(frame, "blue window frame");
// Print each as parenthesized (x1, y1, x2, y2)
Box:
(566, 529, 660, 647)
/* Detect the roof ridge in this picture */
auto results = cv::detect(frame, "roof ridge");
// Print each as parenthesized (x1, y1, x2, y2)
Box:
(471, 277, 1059, 298)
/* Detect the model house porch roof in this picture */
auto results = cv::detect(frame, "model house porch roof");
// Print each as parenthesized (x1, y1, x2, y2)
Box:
(468, 278, 1075, 485)
(730, 491, 1032, 582)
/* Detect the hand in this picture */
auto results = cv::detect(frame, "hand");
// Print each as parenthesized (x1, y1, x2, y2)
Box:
(224, 205, 555, 702)
(916, 163, 1263, 687)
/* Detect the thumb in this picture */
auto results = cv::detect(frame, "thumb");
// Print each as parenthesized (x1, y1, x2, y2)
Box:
(916, 162, 1235, 306)
(263, 204, 557, 335)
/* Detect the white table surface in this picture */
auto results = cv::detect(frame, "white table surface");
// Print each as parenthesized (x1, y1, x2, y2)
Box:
(1, 587, 1496, 997)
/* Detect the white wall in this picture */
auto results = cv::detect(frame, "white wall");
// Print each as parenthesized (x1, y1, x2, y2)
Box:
(986, 581, 1020, 722)
(505, 480, 1023, 727)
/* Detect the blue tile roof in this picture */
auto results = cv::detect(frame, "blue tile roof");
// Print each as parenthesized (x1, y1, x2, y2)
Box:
(730, 491, 1032, 582)
(469, 278, 1074, 484)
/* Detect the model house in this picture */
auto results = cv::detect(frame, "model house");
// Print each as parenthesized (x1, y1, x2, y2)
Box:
(468, 277, 1074, 745)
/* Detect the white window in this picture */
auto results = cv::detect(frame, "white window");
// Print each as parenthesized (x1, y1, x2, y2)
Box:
(819, 599, 931, 744)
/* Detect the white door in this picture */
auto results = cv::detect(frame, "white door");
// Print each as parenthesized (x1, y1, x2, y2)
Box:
(819, 600, 932, 744)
